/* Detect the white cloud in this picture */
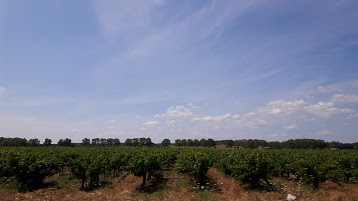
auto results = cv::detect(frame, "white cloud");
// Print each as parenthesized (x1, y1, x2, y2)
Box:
(245, 112, 257, 117)
(258, 100, 307, 115)
(316, 130, 333, 136)
(305, 101, 353, 118)
(143, 121, 161, 126)
(159, 104, 198, 118)
(248, 119, 268, 128)
(317, 85, 342, 93)
(192, 113, 240, 122)
(165, 106, 192, 117)
(166, 120, 175, 125)
(106, 120, 116, 124)
(332, 94, 358, 102)
(257, 99, 354, 118)
(72, 129, 79, 133)
(284, 124, 297, 130)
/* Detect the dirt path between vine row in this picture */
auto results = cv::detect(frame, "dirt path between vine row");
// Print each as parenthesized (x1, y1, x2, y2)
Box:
(1, 168, 358, 201)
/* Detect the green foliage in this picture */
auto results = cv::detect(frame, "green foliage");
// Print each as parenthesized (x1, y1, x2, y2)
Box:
(174, 150, 210, 184)
(1, 147, 358, 192)
(161, 138, 171, 147)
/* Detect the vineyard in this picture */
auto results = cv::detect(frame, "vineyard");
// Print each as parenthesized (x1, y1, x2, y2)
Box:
(1, 147, 358, 200)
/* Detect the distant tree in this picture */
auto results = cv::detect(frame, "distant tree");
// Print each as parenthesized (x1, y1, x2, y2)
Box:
(28, 138, 40, 146)
(82, 138, 90, 146)
(114, 138, 120, 146)
(199, 139, 206, 147)
(187, 139, 194, 147)
(139, 137, 146, 146)
(132, 138, 140, 147)
(92, 138, 100, 146)
(0, 137, 27, 146)
(58, 139, 64, 146)
(268, 141, 281, 149)
(206, 138, 216, 148)
(100, 138, 107, 146)
(125, 138, 133, 147)
(174, 139, 182, 147)
(43, 138, 52, 146)
(354, 142, 358, 150)
(193, 139, 200, 147)
(161, 139, 171, 147)
(58, 138, 72, 147)
(182, 139, 188, 146)
(329, 141, 341, 149)
(146, 138, 153, 147)
(107, 138, 114, 146)
(223, 140, 234, 148)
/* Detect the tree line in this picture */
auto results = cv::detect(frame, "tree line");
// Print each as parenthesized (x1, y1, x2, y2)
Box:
(218, 139, 358, 149)
(0, 136, 358, 149)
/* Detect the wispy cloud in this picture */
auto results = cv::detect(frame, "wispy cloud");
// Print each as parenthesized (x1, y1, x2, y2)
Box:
(257, 99, 354, 118)
(143, 121, 160, 126)
(332, 94, 358, 103)
(192, 113, 240, 123)
(284, 124, 297, 130)
(156, 104, 198, 118)
(105, 120, 116, 124)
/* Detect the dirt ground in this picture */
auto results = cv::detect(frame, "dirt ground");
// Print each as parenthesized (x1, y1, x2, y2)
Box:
(1, 168, 358, 201)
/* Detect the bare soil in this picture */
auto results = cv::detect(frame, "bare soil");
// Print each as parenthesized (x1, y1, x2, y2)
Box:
(1, 168, 357, 201)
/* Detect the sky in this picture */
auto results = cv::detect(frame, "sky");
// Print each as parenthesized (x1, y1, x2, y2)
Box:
(1, 0, 358, 143)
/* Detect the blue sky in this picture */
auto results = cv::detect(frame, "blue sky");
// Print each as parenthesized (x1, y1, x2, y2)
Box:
(1, 0, 358, 143)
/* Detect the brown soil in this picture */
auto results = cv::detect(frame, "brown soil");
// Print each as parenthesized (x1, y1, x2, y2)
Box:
(1, 169, 357, 201)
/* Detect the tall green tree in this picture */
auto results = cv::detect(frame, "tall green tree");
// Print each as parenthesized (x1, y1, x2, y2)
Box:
(43, 138, 52, 146)
(82, 138, 90, 146)
(161, 139, 171, 147)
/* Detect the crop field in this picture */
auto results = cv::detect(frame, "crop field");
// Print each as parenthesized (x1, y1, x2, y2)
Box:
(1, 147, 358, 200)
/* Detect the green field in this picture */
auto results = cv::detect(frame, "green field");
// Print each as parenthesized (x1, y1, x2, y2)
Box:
(1, 147, 358, 192)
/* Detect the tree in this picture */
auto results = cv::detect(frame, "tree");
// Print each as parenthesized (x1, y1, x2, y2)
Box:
(114, 138, 120, 146)
(161, 139, 171, 147)
(223, 140, 234, 148)
(82, 138, 90, 146)
(63, 138, 72, 146)
(174, 139, 182, 147)
(58, 139, 64, 146)
(59, 138, 72, 147)
(107, 138, 114, 146)
(132, 138, 140, 147)
(193, 139, 200, 147)
(187, 139, 194, 147)
(92, 138, 99, 146)
(43, 138, 52, 146)
(28, 138, 40, 146)
(199, 139, 206, 147)
(268, 141, 281, 149)
(208, 138, 216, 148)
(100, 138, 107, 146)
(125, 138, 133, 147)
(140, 137, 146, 147)
(146, 138, 153, 147)
(354, 142, 358, 150)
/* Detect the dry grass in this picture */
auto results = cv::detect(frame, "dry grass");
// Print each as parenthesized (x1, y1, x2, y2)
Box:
(1, 169, 358, 201)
